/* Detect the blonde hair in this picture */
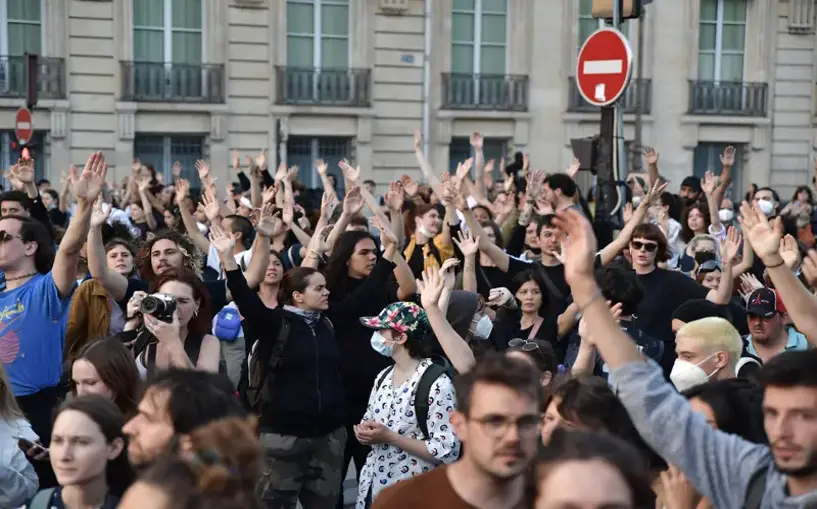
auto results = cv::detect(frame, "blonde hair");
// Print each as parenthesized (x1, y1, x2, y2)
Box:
(677, 317, 743, 371)
(688, 234, 717, 253)
(0, 362, 24, 420)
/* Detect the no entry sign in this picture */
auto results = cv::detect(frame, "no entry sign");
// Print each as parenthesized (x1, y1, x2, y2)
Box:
(15, 107, 32, 146)
(576, 28, 633, 107)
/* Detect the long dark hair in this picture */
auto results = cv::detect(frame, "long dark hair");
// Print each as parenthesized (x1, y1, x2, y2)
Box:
(279, 267, 321, 306)
(324, 230, 378, 292)
(150, 268, 213, 335)
(681, 200, 711, 243)
(139, 229, 202, 281)
(56, 396, 135, 496)
(74, 339, 141, 419)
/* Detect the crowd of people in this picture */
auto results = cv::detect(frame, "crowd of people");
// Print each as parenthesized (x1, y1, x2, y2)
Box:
(1, 130, 817, 509)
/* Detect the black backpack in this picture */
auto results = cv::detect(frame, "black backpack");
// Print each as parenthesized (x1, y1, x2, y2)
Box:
(743, 465, 768, 509)
(374, 356, 454, 440)
(244, 315, 333, 413)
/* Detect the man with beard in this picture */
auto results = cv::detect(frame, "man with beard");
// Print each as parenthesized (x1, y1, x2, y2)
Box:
(373, 354, 541, 509)
(679, 176, 703, 205)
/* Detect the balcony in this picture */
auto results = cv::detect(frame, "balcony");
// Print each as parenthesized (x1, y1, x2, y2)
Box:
(441, 73, 528, 111)
(687, 80, 768, 117)
(275, 67, 371, 107)
(567, 77, 652, 114)
(120, 61, 225, 103)
(0, 55, 65, 99)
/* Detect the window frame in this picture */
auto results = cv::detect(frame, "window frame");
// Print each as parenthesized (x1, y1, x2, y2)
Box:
(133, 134, 205, 187)
(284, 135, 352, 190)
(451, 0, 508, 76)
(132, 0, 205, 64)
(698, 0, 747, 83)
(577, 0, 632, 51)
(286, 0, 351, 70)
(0, 0, 44, 56)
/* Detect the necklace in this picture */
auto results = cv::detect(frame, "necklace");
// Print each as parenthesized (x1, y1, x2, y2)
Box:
(5, 272, 37, 282)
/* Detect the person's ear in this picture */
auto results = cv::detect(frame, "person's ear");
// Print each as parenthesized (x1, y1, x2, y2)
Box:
(715, 351, 729, 370)
(450, 410, 468, 442)
(541, 371, 553, 387)
(292, 291, 305, 305)
(395, 332, 408, 345)
(108, 437, 125, 461)
(23, 240, 37, 257)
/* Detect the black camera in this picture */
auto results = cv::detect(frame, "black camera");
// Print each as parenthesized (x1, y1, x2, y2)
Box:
(140, 293, 177, 323)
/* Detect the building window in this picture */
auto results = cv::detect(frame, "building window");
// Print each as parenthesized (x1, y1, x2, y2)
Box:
(577, 0, 629, 50)
(286, 0, 349, 69)
(449, 137, 508, 179)
(285, 136, 352, 191)
(133, 0, 202, 64)
(0, 131, 46, 189)
(698, 0, 746, 81)
(134, 134, 205, 188)
(451, 0, 507, 75)
(0, 0, 41, 55)
(693, 142, 742, 198)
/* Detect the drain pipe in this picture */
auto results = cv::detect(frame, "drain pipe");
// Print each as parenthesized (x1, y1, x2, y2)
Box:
(421, 0, 432, 160)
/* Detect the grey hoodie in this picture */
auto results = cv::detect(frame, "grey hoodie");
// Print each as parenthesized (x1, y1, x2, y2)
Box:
(610, 360, 817, 508)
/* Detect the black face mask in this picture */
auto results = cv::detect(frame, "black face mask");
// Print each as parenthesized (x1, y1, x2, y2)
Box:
(683, 196, 698, 207)
(679, 254, 696, 272)
(694, 251, 717, 265)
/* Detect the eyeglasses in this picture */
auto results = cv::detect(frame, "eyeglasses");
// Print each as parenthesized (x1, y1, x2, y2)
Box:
(0, 230, 22, 244)
(469, 413, 542, 439)
(631, 240, 658, 252)
(508, 338, 539, 351)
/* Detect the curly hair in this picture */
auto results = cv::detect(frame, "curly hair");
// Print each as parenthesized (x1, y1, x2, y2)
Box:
(139, 229, 203, 281)
(134, 416, 262, 509)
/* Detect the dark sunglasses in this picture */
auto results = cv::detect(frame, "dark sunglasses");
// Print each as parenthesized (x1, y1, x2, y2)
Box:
(0, 230, 22, 243)
(631, 240, 658, 252)
(508, 338, 539, 351)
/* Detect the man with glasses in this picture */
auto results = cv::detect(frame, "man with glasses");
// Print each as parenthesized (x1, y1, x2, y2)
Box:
(0, 152, 107, 486)
(373, 354, 541, 509)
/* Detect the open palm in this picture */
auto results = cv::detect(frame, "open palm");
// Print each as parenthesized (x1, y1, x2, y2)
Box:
(71, 152, 107, 202)
(552, 210, 597, 286)
(739, 201, 782, 261)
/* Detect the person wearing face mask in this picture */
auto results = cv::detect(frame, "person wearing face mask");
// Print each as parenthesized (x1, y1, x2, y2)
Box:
(670, 317, 752, 392)
(356, 302, 460, 508)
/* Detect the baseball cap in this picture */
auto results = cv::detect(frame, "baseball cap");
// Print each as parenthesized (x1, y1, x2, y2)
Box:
(746, 288, 786, 318)
(360, 302, 430, 340)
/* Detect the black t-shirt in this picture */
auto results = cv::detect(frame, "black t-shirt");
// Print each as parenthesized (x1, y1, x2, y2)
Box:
(121, 276, 228, 317)
(633, 268, 710, 344)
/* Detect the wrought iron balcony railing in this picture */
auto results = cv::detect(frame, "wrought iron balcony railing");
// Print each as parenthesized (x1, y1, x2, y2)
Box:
(441, 73, 529, 111)
(120, 61, 225, 103)
(0, 55, 65, 99)
(275, 67, 372, 107)
(687, 80, 768, 117)
(567, 77, 652, 114)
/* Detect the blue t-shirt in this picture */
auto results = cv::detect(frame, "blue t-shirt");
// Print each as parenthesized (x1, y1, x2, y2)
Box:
(0, 273, 75, 396)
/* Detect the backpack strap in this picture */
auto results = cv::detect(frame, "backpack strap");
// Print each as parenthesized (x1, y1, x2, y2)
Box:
(414, 363, 448, 440)
(743, 464, 768, 509)
(246, 318, 291, 411)
(375, 365, 395, 392)
(28, 487, 56, 509)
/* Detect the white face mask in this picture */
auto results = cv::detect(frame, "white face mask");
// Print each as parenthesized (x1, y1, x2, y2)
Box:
(417, 224, 435, 239)
(670, 353, 721, 392)
(757, 199, 774, 217)
(718, 209, 734, 223)
(632, 195, 643, 207)
(473, 315, 493, 339)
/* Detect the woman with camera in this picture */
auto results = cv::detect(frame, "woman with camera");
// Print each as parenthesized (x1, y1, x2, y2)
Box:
(117, 268, 221, 375)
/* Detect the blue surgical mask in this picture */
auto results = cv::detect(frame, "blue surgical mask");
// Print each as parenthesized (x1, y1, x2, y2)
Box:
(370, 331, 394, 357)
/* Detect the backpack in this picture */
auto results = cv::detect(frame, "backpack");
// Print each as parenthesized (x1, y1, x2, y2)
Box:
(214, 306, 242, 342)
(743, 465, 768, 509)
(374, 356, 454, 440)
(244, 315, 334, 413)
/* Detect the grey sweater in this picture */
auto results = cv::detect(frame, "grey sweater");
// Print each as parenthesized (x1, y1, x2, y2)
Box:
(611, 360, 817, 508)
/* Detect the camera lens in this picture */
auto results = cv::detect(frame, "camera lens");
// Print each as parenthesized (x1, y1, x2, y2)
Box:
(140, 296, 160, 315)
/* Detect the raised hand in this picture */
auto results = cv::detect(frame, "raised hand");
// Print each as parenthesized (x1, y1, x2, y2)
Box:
(231, 151, 240, 171)
(526, 170, 547, 197)
(401, 175, 419, 198)
(645, 179, 668, 205)
(282, 203, 294, 226)
(385, 181, 405, 211)
(779, 233, 801, 269)
(343, 186, 365, 215)
(552, 209, 597, 286)
(418, 267, 445, 310)
(262, 183, 277, 205)
(643, 147, 659, 166)
(738, 201, 783, 263)
(738, 273, 764, 299)
(195, 159, 210, 181)
(71, 151, 108, 203)
(453, 229, 480, 258)
(274, 162, 287, 183)
(315, 158, 328, 176)
(487, 287, 513, 308)
(174, 179, 190, 205)
(522, 152, 530, 172)
(720, 145, 736, 167)
(201, 189, 222, 222)
(701, 170, 717, 196)
(255, 203, 284, 238)
(11, 159, 34, 185)
(802, 250, 817, 288)
(339, 159, 360, 184)
(284, 166, 299, 184)
(172, 161, 183, 179)
(321, 190, 339, 220)
(483, 159, 495, 175)
(254, 149, 268, 171)
(439, 258, 459, 289)
(208, 223, 236, 256)
(623, 203, 634, 224)
(567, 157, 581, 179)
(720, 226, 741, 264)
(370, 216, 398, 249)
(469, 132, 483, 149)
(90, 196, 111, 228)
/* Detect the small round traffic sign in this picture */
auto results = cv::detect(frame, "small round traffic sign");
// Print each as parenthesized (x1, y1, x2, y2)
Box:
(576, 28, 633, 107)
(15, 107, 33, 146)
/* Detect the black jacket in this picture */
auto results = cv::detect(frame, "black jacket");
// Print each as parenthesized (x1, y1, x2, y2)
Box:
(226, 269, 346, 437)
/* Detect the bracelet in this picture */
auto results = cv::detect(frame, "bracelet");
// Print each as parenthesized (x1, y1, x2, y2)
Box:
(576, 291, 604, 314)
(765, 259, 786, 269)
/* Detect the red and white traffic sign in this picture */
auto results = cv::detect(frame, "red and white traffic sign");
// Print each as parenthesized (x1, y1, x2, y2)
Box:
(15, 107, 33, 146)
(576, 28, 633, 107)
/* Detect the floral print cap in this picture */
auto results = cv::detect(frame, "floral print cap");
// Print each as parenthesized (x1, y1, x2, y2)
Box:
(359, 301, 430, 340)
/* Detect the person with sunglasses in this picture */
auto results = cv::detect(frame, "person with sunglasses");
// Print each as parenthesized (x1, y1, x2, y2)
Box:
(2, 152, 108, 488)
(627, 223, 737, 377)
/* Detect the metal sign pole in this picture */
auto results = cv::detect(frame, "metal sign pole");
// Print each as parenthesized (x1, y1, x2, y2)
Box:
(612, 0, 626, 222)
